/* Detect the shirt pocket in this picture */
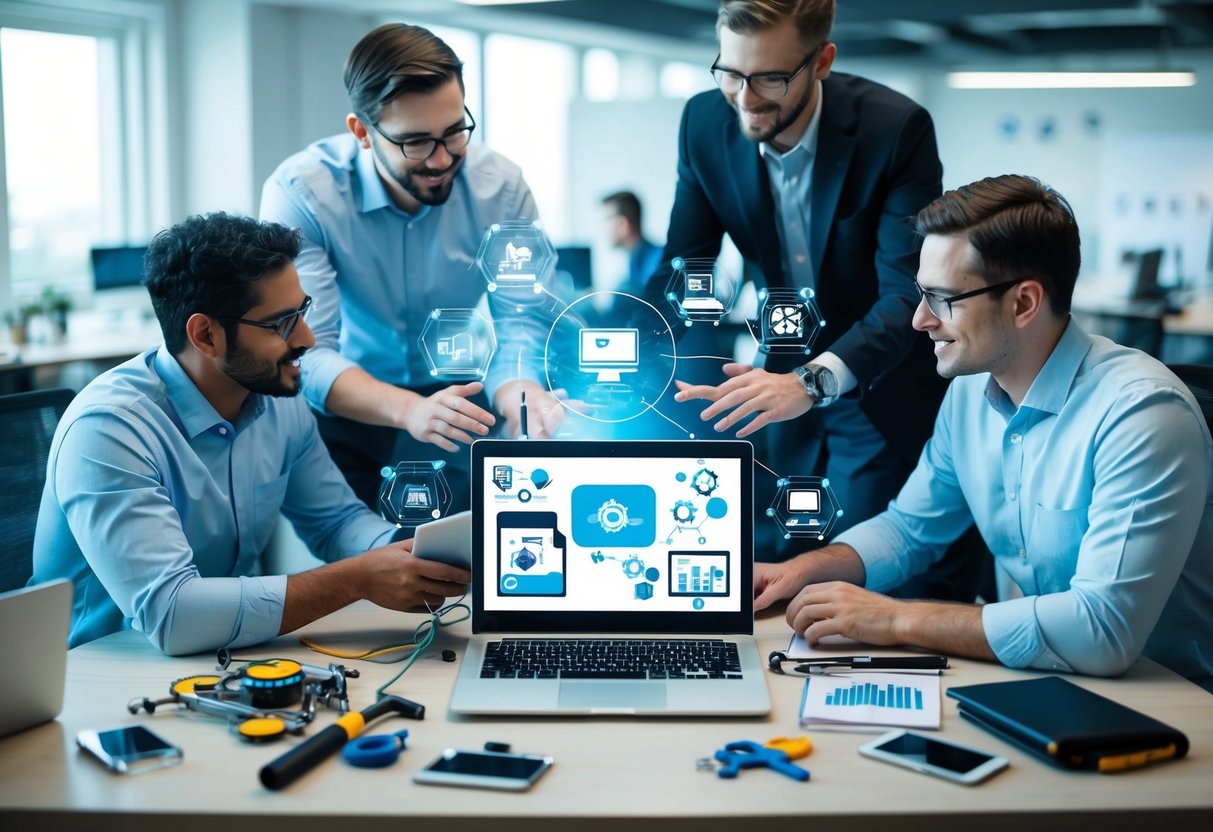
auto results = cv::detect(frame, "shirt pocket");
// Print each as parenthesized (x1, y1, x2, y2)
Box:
(1027, 505, 1087, 592)
(252, 472, 291, 553)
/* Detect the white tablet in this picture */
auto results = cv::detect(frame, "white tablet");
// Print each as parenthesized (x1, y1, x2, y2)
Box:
(412, 510, 472, 570)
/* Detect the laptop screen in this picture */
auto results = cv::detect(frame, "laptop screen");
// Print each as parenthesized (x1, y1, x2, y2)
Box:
(471, 440, 753, 634)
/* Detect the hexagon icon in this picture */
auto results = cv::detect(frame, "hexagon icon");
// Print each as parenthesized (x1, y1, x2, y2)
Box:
(476, 220, 555, 294)
(378, 460, 453, 527)
(766, 476, 841, 541)
(419, 308, 496, 380)
(749, 287, 826, 355)
(663, 256, 738, 326)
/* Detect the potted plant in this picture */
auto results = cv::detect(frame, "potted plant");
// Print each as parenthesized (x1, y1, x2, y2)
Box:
(40, 286, 73, 340)
(4, 300, 42, 346)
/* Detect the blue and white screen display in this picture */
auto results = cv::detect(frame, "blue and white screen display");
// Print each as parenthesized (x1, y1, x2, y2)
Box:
(481, 455, 743, 613)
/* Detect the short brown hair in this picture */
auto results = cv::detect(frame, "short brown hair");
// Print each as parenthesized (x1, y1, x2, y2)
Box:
(914, 175, 1081, 316)
(344, 23, 463, 125)
(717, 0, 835, 48)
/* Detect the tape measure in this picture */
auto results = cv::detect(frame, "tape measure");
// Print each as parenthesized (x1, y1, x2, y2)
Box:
(239, 660, 304, 709)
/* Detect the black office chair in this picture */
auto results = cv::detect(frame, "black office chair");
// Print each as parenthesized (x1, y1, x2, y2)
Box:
(1168, 364, 1213, 433)
(0, 388, 75, 593)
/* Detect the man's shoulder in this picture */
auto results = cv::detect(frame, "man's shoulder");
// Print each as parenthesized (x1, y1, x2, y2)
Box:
(267, 133, 360, 196)
(825, 72, 928, 114)
(460, 144, 528, 200)
(58, 351, 168, 435)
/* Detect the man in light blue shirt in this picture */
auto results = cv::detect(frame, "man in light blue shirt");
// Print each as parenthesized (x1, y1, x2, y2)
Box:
(260, 23, 561, 509)
(754, 175, 1213, 688)
(30, 213, 470, 654)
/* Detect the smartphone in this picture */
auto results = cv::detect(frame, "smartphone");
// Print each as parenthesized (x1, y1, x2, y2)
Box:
(77, 725, 183, 775)
(412, 748, 553, 791)
(413, 511, 472, 569)
(858, 730, 1008, 785)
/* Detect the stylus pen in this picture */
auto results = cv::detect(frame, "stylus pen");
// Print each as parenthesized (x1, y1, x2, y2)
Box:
(793, 656, 949, 673)
(519, 389, 529, 440)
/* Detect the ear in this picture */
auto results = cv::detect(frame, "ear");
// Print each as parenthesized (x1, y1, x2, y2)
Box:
(1010, 279, 1048, 329)
(347, 113, 372, 149)
(185, 312, 226, 358)
(816, 42, 837, 79)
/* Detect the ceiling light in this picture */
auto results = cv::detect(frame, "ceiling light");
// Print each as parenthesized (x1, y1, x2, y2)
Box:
(455, 1, 569, 5)
(947, 71, 1196, 89)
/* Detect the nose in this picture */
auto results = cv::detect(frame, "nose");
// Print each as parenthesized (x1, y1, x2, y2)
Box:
(737, 81, 766, 110)
(426, 141, 454, 170)
(293, 316, 316, 350)
(911, 294, 937, 332)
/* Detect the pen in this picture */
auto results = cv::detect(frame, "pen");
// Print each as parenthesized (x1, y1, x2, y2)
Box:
(793, 656, 949, 674)
(519, 389, 529, 440)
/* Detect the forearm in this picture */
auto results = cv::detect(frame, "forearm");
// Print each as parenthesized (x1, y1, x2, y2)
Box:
(787, 544, 868, 587)
(280, 557, 367, 635)
(324, 367, 423, 429)
(892, 601, 997, 661)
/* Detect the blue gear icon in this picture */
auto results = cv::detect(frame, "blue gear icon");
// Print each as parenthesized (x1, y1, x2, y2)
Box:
(691, 468, 719, 496)
(597, 499, 629, 533)
(621, 556, 644, 579)
(672, 500, 697, 524)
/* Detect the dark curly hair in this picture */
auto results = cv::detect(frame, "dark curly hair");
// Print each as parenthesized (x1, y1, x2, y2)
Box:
(142, 212, 301, 354)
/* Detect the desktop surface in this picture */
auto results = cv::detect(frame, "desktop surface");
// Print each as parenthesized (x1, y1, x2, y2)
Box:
(1, 602, 1210, 832)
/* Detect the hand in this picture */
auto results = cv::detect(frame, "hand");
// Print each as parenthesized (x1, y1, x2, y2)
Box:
(495, 380, 567, 439)
(753, 560, 814, 613)
(356, 539, 472, 611)
(785, 581, 904, 646)
(673, 363, 812, 438)
(401, 381, 496, 452)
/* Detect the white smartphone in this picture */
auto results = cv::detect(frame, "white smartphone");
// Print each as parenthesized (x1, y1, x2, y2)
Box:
(858, 730, 1009, 785)
(77, 725, 183, 775)
(412, 748, 553, 791)
(412, 511, 472, 569)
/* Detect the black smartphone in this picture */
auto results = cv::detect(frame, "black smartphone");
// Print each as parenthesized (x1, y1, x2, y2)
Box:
(413, 748, 553, 791)
(77, 725, 183, 775)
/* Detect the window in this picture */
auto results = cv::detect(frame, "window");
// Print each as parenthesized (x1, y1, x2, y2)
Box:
(661, 60, 715, 100)
(425, 24, 483, 127)
(583, 48, 620, 102)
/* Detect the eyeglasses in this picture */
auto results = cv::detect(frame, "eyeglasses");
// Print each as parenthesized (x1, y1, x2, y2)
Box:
(915, 279, 1023, 320)
(215, 296, 312, 341)
(710, 46, 820, 100)
(370, 106, 477, 161)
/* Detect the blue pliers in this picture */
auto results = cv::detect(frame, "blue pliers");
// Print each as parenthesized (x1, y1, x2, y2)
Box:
(714, 740, 811, 782)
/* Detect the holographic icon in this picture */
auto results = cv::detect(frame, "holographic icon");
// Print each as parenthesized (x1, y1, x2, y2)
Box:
(767, 476, 842, 541)
(752, 288, 825, 355)
(578, 327, 640, 383)
(476, 220, 555, 293)
(571, 484, 656, 547)
(378, 460, 453, 526)
(663, 463, 729, 546)
(419, 308, 496, 380)
(664, 257, 738, 326)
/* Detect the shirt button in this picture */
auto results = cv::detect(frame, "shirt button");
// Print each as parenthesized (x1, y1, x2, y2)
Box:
(1010, 433, 1022, 444)
(1018, 548, 1026, 560)
(795, 253, 807, 263)
(1009, 492, 1017, 502)
(218, 427, 228, 436)
(789, 175, 799, 185)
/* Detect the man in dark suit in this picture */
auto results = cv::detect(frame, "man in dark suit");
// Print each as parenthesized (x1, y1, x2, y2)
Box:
(665, 0, 958, 585)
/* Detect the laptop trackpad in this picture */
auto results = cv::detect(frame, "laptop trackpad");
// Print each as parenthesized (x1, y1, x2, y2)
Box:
(558, 681, 667, 710)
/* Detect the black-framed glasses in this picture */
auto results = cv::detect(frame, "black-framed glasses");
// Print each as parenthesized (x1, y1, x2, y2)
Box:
(915, 279, 1024, 320)
(370, 106, 477, 161)
(710, 46, 820, 100)
(215, 296, 312, 341)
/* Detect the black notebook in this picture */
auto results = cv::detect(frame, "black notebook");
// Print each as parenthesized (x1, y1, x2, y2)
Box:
(946, 676, 1189, 773)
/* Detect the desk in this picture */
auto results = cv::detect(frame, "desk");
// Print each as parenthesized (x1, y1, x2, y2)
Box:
(1, 604, 1210, 832)
(0, 313, 162, 393)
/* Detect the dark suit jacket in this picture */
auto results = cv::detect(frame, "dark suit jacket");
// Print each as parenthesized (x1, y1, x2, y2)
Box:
(654, 73, 949, 461)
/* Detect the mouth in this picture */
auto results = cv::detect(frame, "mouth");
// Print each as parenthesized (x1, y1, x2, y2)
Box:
(931, 338, 955, 355)
(412, 162, 459, 189)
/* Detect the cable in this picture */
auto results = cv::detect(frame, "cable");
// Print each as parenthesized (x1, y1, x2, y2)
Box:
(375, 598, 469, 700)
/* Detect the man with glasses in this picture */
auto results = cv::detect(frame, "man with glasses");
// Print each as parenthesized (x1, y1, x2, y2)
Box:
(260, 23, 559, 511)
(665, 1, 954, 587)
(754, 175, 1213, 689)
(31, 213, 471, 653)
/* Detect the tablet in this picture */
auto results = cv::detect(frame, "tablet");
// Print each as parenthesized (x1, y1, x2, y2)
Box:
(413, 511, 472, 570)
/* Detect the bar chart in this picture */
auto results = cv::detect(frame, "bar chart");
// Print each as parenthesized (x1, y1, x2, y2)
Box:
(800, 671, 941, 729)
(823, 680, 924, 710)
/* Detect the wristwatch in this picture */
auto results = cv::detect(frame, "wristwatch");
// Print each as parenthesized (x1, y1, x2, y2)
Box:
(794, 363, 839, 406)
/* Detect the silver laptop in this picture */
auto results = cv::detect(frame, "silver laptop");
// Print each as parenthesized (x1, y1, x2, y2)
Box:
(0, 579, 72, 737)
(450, 440, 770, 716)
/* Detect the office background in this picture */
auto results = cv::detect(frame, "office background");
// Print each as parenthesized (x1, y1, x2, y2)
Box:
(2, 0, 1213, 366)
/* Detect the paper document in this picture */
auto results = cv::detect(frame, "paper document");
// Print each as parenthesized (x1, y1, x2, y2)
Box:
(800, 672, 941, 731)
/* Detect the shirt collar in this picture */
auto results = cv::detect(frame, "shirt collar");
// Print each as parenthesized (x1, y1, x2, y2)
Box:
(354, 145, 432, 221)
(759, 79, 823, 163)
(983, 317, 1092, 418)
(153, 346, 267, 439)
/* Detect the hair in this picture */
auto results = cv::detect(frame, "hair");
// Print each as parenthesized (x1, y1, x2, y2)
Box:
(914, 174, 1082, 316)
(142, 212, 302, 354)
(717, 0, 835, 47)
(601, 191, 643, 230)
(344, 23, 464, 125)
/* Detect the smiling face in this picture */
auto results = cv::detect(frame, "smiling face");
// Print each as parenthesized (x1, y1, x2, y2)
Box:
(354, 78, 469, 211)
(912, 234, 1017, 381)
(716, 19, 833, 149)
(220, 263, 315, 398)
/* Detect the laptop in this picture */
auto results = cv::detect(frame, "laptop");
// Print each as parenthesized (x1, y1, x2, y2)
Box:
(0, 579, 72, 738)
(450, 439, 771, 716)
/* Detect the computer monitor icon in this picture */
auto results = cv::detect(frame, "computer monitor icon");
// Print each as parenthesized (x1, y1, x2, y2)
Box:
(579, 327, 639, 383)
(682, 272, 724, 313)
(786, 488, 821, 526)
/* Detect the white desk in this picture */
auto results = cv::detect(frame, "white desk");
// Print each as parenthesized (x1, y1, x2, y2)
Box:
(1, 604, 1210, 832)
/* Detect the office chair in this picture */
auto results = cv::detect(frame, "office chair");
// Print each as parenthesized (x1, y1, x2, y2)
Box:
(1168, 364, 1213, 434)
(0, 388, 74, 592)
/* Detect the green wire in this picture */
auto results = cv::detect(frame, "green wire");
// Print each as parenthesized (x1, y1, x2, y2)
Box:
(375, 598, 470, 700)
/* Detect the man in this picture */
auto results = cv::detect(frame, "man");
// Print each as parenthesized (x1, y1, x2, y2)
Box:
(756, 175, 1213, 688)
(601, 190, 664, 298)
(30, 213, 470, 655)
(664, 0, 950, 563)
(260, 23, 561, 509)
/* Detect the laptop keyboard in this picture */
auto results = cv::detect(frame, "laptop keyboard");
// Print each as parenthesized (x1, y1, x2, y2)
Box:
(479, 638, 744, 680)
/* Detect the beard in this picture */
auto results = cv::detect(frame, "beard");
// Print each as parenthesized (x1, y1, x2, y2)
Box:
(730, 79, 815, 144)
(374, 143, 466, 207)
(223, 342, 307, 398)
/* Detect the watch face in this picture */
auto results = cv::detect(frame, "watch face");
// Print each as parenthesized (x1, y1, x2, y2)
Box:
(816, 367, 838, 397)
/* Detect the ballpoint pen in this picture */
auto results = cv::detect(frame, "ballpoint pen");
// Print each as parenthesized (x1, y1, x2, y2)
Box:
(519, 389, 529, 440)
(767, 651, 948, 674)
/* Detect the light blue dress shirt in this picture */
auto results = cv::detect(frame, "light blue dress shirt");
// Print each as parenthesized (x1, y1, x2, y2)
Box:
(259, 135, 546, 411)
(837, 320, 1213, 684)
(30, 347, 396, 654)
